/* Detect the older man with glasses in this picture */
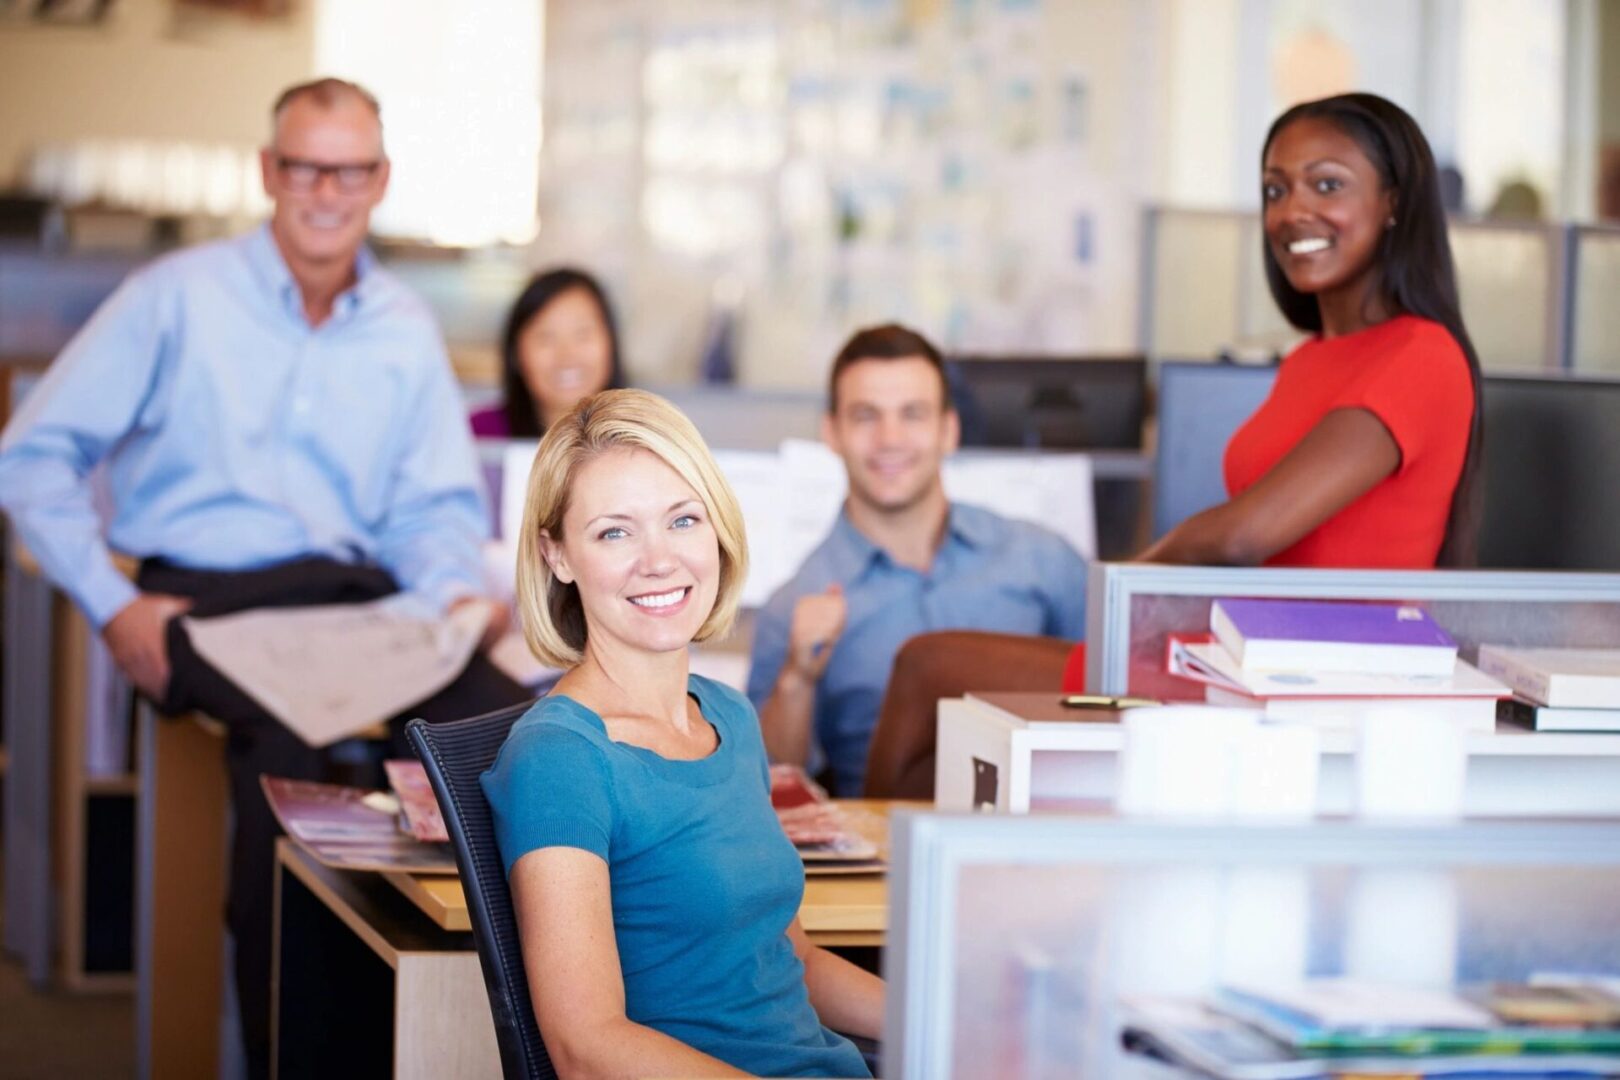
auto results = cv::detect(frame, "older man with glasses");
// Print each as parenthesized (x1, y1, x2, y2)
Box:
(0, 77, 529, 1079)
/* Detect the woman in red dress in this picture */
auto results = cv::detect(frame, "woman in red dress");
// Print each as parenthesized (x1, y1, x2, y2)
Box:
(1141, 92, 1483, 569)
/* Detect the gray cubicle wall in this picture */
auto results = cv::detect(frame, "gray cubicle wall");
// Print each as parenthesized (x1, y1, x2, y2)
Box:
(1151, 361, 1276, 538)
(0, 247, 141, 357)
(886, 812, 1620, 1080)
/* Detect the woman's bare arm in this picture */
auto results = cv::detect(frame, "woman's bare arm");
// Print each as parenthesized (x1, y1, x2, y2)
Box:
(510, 847, 752, 1079)
(1138, 407, 1400, 566)
(786, 917, 885, 1041)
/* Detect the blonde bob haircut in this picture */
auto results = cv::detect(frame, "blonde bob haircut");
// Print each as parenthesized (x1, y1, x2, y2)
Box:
(515, 388, 749, 669)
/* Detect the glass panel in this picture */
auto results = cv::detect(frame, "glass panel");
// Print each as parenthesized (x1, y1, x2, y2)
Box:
(1124, 592, 1620, 700)
(1150, 211, 1244, 359)
(946, 857, 1620, 1079)
(1572, 229, 1620, 375)
(1450, 223, 1552, 371)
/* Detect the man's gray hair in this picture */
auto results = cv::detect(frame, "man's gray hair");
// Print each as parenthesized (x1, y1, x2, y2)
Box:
(271, 77, 382, 138)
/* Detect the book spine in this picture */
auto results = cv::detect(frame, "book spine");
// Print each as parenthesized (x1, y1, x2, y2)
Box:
(1209, 602, 1245, 667)
(1476, 648, 1552, 705)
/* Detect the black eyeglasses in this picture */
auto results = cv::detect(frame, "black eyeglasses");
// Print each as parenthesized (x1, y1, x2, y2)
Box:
(272, 154, 383, 194)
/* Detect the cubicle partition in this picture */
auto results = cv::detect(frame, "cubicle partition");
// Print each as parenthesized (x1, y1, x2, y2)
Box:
(885, 813, 1620, 1079)
(1083, 563, 1620, 699)
(1142, 208, 1620, 373)
(1569, 224, 1620, 375)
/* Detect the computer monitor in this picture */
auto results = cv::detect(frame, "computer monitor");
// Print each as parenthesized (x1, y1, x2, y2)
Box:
(945, 355, 1147, 451)
(1151, 360, 1277, 537)
(1479, 373, 1620, 570)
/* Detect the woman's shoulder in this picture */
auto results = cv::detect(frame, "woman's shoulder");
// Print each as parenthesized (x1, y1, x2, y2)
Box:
(1378, 314, 1466, 357)
(488, 695, 613, 777)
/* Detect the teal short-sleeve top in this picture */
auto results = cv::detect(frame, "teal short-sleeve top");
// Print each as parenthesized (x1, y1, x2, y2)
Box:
(481, 674, 869, 1078)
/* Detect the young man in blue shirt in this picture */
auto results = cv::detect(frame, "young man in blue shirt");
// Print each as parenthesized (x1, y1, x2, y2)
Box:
(745, 324, 1088, 796)
(0, 78, 527, 1078)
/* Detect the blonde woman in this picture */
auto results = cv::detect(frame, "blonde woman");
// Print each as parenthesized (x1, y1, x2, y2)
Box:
(482, 389, 882, 1078)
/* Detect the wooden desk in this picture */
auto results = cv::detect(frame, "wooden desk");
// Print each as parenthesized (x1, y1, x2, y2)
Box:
(274, 840, 501, 1080)
(382, 799, 906, 948)
(274, 801, 910, 1079)
(137, 708, 230, 1080)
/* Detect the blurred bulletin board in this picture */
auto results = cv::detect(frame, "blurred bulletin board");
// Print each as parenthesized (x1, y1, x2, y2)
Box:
(535, 0, 1162, 388)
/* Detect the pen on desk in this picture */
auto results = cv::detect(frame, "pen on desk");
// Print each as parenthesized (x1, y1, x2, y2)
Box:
(1060, 694, 1159, 710)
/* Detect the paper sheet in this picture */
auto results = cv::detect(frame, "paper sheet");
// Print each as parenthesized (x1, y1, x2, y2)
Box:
(184, 594, 491, 748)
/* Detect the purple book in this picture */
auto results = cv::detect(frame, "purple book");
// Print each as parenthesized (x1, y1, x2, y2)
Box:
(1210, 598, 1458, 675)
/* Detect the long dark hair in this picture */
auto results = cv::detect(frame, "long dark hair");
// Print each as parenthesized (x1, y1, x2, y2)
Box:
(500, 267, 625, 438)
(1261, 93, 1483, 567)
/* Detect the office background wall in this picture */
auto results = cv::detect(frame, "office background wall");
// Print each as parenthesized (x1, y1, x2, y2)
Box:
(0, 0, 1611, 383)
(533, 0, 1169, 388)
(0, 0, 314, 192)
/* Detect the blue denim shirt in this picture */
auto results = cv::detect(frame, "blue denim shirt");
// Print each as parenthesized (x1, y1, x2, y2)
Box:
(0, 225, 488, 627)
(746, 503, 1088, 795)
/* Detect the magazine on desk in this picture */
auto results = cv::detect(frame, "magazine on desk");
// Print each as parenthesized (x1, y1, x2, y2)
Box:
(264, 766, 882, 878)
(1122, 977, 1620, 1079)
(769, 764, 883, 870)
(261, 775, 457, 874)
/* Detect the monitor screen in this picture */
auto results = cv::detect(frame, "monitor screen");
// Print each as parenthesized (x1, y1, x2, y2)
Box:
(945, 355, 1146, 451)
(1479, 373, 1620, 570)
(1151, 361, 1277, 537)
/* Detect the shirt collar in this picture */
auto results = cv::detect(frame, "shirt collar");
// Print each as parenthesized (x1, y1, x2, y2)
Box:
(944, 502, 996, 550)
(825, 500, 987, 581)
(245, 221, 378, 324)
(823, 509, 886, 582)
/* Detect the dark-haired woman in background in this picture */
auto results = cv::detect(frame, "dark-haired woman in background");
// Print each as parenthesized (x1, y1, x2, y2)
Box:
(470, 267, 626, 438)
(1141, 92, 1482, 568)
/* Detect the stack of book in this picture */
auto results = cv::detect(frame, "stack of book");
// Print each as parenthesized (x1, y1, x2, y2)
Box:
(1168, 598, 1510, 731)
(1477, 646, 1620, 733)
(1123, 976, 1620, 1078)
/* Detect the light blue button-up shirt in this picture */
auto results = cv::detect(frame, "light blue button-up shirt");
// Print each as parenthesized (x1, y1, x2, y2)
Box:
(745, 502, 1088, 796)
(0, 225, 488, 628)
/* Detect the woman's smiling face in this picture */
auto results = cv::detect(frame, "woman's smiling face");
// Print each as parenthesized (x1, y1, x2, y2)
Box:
(1262, 116, 1395, 302)
(538, 446, 720, 662)
(517, 286, 614, 423)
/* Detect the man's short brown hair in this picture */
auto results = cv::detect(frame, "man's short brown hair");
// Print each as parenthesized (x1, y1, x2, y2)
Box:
(827, 323, 951, 414)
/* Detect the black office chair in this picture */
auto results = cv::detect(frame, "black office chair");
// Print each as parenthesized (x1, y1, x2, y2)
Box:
(410, 706, 883, 1080)
(406, 705, 555, 1080)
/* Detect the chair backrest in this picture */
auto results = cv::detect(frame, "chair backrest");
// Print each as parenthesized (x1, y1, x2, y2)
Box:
(406, 706, 555, 1080)
(864, 630, 1076, 799)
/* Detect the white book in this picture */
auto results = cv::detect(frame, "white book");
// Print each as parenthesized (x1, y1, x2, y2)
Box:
(1204, 687, 1498, 733)
(1502, 697, 1620, 733)
(1476, 646, 1620, 709)
(1172, 639, 1510, 701)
